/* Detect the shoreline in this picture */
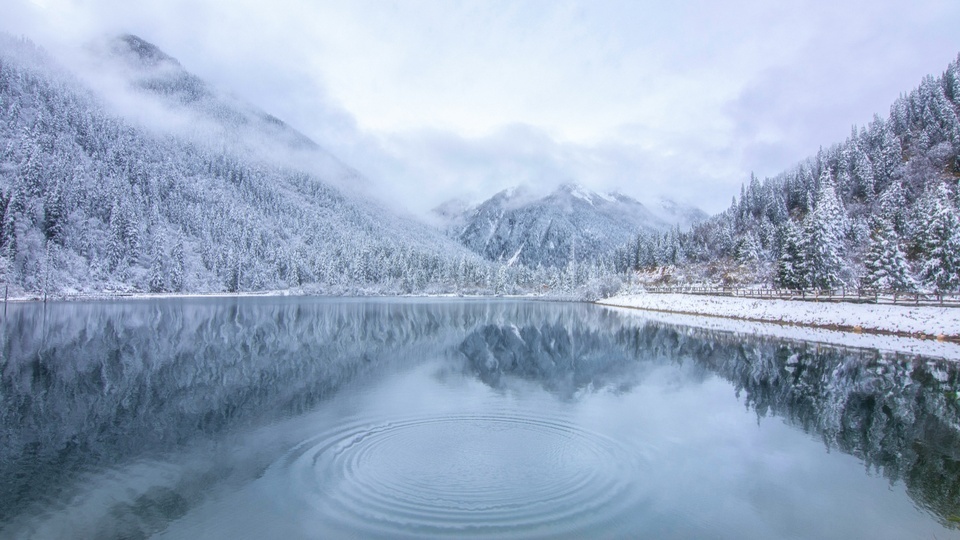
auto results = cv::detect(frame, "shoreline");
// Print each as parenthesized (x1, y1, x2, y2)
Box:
(597, 293, 960, 339)
(599, 300, 960, 342)
(598, 293, 960, 360)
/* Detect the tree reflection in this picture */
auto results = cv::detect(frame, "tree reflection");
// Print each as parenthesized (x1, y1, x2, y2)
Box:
(455, 313, 960, 526)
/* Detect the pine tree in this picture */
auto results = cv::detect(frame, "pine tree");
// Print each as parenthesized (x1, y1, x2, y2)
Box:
(149, 230, 166, 293)
(851, 145, 875, 199)
(802, 173, 847, 289)
(862, 216, 915, 291)
(0, 189, 10, 253)
(917, 182, 960, 292)
(170, 232, 185, 292)
(734, 232, 761, 265)
(776, 220, 805, 289)
(869, 115, 902, 189)
(106, 200, 126, 273)
(42, 184, 66, 243)
(878, 182, 907, 237)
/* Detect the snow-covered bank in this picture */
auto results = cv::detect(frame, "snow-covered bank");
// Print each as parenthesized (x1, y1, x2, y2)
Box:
(599, 293, 960, 360)
(599, 293, 960, 337)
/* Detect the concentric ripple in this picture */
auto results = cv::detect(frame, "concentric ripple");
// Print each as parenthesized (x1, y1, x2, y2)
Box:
(270, 412, 647, 538)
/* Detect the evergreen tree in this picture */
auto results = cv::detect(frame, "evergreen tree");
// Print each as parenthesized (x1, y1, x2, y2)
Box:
(851, 144, 875, 199)
(106, 200, 126, 273)
(802, 173, 846, 289)
(149, 230, 166, 293)
(170, 231, 185, 292)
(917, 182, 960, 292)
(862, 216, 915, 291)
(0, 189, 10, 253)
(734, 231, 761, 265)
(776, 220, 805, 289)
(42, 184, 66, 243)
(868, 115, 902, 188)
(878, 182, 907, 237)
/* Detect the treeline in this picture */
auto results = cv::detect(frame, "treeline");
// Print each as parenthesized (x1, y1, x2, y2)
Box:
(616, 53, 960, 292)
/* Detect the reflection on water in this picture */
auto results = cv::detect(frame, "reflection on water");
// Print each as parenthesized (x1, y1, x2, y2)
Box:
(0, 298, 958, 539)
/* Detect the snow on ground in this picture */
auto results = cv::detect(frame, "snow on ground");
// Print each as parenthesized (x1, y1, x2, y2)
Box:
(599, 293, 960, 360)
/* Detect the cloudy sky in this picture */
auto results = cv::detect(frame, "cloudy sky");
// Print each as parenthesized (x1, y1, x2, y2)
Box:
(5, 0, 960, 214)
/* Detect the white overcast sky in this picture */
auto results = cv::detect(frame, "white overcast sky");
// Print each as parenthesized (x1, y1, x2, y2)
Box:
(5, 0, 960, 214)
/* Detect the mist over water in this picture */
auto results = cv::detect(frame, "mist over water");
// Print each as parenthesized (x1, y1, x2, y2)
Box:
(0, 298, 958, 539)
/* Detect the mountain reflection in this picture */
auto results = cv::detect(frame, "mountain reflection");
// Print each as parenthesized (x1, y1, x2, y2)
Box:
(458, 321, 648, 399)
(0, 298, 958, 529)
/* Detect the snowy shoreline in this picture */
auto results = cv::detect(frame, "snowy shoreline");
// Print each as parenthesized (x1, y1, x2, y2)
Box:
(598, 293, 960, 359)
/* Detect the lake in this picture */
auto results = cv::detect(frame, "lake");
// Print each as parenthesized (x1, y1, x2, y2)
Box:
(0, 297, 958, 539)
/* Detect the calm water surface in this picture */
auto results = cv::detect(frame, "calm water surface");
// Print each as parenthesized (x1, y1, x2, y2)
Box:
(0, 298, 958, 539)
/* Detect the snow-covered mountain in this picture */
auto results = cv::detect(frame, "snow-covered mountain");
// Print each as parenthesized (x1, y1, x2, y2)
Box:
(82, 34, 358, 186)
(436, 184, 702, 268)
(97, 34, 317, 148)
(0, 34, 509, 295)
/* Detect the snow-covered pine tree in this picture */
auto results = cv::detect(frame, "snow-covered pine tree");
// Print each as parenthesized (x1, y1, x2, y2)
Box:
(106, 199, 126, 273)
(149, 229, 166, 293)
(917, 182, 960, 292)
(861, 216, 915, 291)
(851, 143, 875, 199)
(170, 231, 185, 292)
(0, 189, 10, 254)
(867, 114, 902, 191)
(776, 220, 805, 290)
(802, 172, 847, 289)
(734, 231, 761, 265)
(878, 182, 907, 237)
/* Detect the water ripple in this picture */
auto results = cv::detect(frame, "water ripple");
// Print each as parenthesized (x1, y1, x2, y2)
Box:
(269, 412, 647, 538)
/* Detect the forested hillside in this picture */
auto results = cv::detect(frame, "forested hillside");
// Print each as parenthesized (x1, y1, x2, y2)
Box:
(0, 35, 540, 296)
(616, 54, 960, 292)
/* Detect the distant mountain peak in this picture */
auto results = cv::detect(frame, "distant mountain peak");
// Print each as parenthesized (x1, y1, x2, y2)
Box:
(431, 182, 708, 268)
(83, 32, 334, 158)
(434, 184, 656, 267)
(112, 34, 180, 68)
(552, 183, 620, 206)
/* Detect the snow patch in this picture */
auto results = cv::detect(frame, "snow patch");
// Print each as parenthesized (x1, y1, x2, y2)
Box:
(506, 243, 525, 267)
(569, 185, 594, 205)
(595, 191, 617, 203)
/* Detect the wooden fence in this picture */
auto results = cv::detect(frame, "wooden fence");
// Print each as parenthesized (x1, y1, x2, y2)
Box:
(640, 286, 960, 307)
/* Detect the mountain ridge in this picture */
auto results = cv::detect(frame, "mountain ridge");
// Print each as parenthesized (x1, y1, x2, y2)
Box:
(0, 33, 513, 296)
(435, 183, 704, 268)
(79, 33, 366, 190)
